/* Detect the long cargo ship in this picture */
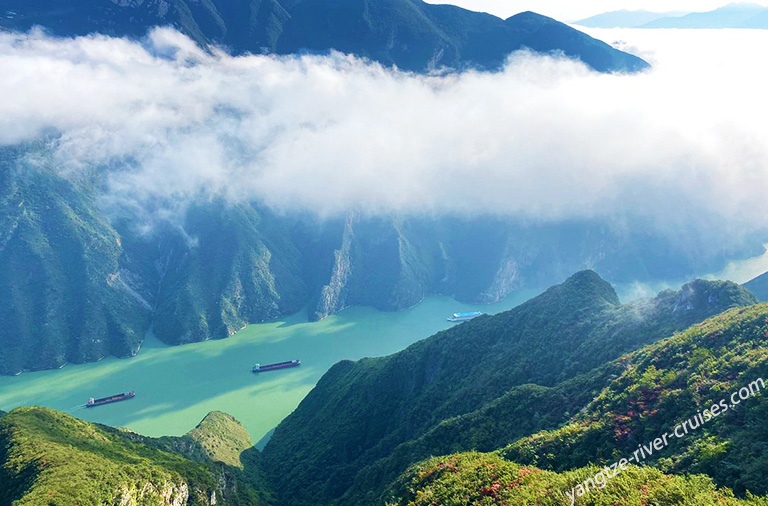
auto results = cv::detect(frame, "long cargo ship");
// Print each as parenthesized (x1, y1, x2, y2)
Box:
(252, 359, 301, 373)
(447, 311, 484, 322)
(86, 391, 135, 408)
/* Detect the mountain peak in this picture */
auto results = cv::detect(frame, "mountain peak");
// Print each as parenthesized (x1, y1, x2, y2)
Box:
(680, 277, 756, 303)
(0, 0, 648, 73)
(744, 270, 768, 301)
(0, 407, 264, 503)
(659, 278, 757, 314)
(720, 2, 765, 11)
(544, 269, 621, 309)
(187, 411, 252, 468)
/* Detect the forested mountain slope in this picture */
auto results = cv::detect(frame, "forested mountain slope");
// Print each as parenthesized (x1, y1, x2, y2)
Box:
(2, 274, 768, 505)
(0, 407, 272, 505)
(3, 141, 748, 374)
(502, 303, 768, 497)
(261, 271, 757, 505)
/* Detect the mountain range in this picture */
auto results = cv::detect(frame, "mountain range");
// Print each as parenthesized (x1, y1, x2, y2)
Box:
(260, 271, 760, 505)
(744, 270, 768, 300)
(0, 0, 663, 375)
(3, 271, 768, 505)
(0, 0, 648, 73)
(2, 142, 760, 375)
(3, 2, 768, 504)
(574, 10, 690, 28)
(576, 3, 768, 29)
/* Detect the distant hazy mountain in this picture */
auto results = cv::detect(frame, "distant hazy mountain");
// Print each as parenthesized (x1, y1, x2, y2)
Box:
(744, 270, 768, 300)
(574, 9, 689, 28)
(643, 2, 768, 28)
(576, 3, 768, 29)
(0, 0, 648, 72)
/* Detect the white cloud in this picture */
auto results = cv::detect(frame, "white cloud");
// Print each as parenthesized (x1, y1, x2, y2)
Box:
(1, 27, 768, 245)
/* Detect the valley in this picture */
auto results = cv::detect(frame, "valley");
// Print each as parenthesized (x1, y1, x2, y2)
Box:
(0, 292, 535, 446)
(4, 271, 768, 505)
(2, 1, 768, 504)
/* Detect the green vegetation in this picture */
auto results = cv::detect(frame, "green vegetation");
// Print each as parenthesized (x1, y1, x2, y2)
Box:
(0, 407, 270, 505)
(5, 138, 748, 375)
(262, 271, 756, 505)
(0, 144, 309, 370)
(386, 452, 768, 506)
(142, 199, 308, 344)
(2, 273, 768, 505)
(133, 411, 256, 469)
(501, 303, 768, 496)
(0, 144, 151, 375)
(336, 297, 768, 505)
(186, 411, 254, 469)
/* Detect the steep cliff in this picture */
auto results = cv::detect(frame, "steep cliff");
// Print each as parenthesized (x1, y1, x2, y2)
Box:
(0, 145, 151, 375)
(0, 141, 761, 373)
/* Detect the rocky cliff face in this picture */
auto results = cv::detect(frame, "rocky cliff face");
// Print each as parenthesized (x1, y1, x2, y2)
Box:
(115, 481, 189, 506)
(310, 217, 434, 320)
(0, 143, 762, 374)
(312, 217, 356, 320)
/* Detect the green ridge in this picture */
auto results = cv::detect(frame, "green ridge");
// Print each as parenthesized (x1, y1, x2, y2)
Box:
(0, 0, 647, 73)
(0, 407, 269, 505)
(0, 145, 151, 375)
(262, 272, 756, 505)
(187, 411, 254, 469)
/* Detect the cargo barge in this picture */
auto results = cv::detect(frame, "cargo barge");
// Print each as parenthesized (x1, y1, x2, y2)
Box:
(86, 391, 135, 407)
(252, 359, 301, 373)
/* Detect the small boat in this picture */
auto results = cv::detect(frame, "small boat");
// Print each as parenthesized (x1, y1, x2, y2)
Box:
(86, 391, 135, 408)
(252, 359, 301, 373)
(447, 311, 484, 322)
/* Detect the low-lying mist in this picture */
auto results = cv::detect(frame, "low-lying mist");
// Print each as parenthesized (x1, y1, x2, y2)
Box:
(2, 27, 767, 250)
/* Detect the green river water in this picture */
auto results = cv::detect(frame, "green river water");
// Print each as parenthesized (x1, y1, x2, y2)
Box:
(0, 292, 538, 447)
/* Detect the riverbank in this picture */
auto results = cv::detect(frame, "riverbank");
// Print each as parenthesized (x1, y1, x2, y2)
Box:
(0, 292, 538, 443)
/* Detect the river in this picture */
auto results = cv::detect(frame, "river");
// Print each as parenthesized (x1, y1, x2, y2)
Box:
(0, 292, 538, 447)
